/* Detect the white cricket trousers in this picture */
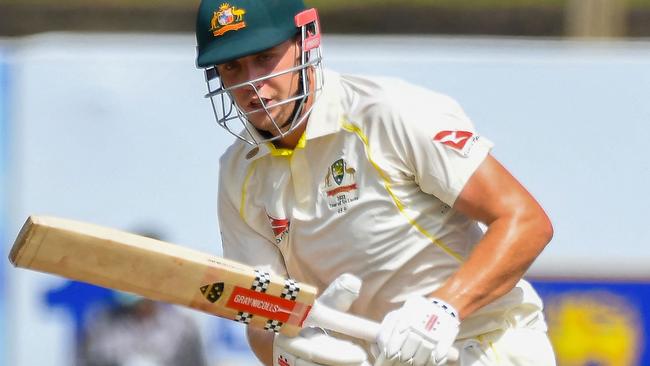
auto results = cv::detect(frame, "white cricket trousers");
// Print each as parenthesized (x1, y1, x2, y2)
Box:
(448, 327, 556, 366)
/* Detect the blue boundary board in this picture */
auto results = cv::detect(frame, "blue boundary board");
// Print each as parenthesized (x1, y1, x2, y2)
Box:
(0, 46, 9, 365)
(531, 278, 650, 365)
(0, 45, 11, 365)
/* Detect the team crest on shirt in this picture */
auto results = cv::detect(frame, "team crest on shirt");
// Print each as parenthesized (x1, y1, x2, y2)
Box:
(210, 3, 247, 37)
(433, 130, 480, 157)
(331, 159, 346, 185)
(266, 212, 290, 244)
(322, 158, 359, 214)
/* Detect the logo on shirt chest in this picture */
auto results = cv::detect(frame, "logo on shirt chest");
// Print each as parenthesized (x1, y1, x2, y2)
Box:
(266, 212, 290, 244)
(322, 158, 359, 214)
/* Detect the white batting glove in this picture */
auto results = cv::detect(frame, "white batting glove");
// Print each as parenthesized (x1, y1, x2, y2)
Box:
(274, 327, 370, 366)
(374, 296, 460, 366)
(273, 273, 371, 366)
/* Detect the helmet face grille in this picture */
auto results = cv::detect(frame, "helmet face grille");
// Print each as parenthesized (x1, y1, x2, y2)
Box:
(200, 8, 324, 146)
(204, 47, 323, 146)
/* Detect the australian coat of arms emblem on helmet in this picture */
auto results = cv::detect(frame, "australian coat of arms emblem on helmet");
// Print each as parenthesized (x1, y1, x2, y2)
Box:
(210, 3, 246, 37)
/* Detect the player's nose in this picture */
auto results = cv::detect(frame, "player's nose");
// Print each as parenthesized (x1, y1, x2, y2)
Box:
(241, 63, 267, 90)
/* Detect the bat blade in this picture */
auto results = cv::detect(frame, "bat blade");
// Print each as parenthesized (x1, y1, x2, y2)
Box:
(9, 215, 317, 337)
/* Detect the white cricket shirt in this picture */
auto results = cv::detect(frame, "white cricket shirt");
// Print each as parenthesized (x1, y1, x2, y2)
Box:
(217, 70, 545, 339)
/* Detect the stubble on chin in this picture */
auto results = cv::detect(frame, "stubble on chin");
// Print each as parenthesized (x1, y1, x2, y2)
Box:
(249, 102, 297, 135)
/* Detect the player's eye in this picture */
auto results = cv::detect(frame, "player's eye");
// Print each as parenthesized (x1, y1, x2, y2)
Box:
(219, 61, 238, 73)
(256, 53, 274, 64)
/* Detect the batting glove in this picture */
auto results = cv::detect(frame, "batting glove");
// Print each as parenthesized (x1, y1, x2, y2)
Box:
(274, 327, 370, 366)
(273, 273, 371, 366)
(373, 296, 460, 366)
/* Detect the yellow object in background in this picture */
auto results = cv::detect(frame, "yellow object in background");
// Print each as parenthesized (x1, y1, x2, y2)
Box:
(546, 292, 642, 366)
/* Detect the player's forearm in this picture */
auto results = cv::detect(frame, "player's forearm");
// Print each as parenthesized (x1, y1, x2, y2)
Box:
(247, 326, 275, 366)
(431, 210, 553, 320)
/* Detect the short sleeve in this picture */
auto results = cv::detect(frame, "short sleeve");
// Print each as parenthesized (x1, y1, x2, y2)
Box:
(217, 177, 288, 277)
(399, 93, 493, 206)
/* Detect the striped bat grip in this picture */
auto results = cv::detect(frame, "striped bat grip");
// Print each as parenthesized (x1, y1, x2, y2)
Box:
(304, 300, 460, 363)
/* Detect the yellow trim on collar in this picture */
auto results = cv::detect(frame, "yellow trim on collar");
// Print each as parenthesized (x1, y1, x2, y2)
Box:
(266, 132, 307, 157)
(242, 133, 307, 219)
(340, 118, 464, 263)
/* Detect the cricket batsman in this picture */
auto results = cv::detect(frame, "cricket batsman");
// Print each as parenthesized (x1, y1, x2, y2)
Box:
(195, 1, 556, 365)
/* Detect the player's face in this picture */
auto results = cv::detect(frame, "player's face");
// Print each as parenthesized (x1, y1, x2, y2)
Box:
(216, 38, 303, 136)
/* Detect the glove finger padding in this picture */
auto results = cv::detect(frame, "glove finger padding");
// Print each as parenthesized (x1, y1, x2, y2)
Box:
(412, 336, 435, 366)
(372, 352, 397, 366)
(398, 330, 423, 361)
(274, 328, 369, 366)
(376, 310, 402, 359)
(374, 296, 460, 366)
(318, 273, 362, 312)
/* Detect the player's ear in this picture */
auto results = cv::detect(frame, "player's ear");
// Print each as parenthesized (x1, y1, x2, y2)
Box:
(294, 34, 302, 49)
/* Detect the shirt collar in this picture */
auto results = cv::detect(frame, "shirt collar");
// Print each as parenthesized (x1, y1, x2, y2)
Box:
(304, 69, 344, 140)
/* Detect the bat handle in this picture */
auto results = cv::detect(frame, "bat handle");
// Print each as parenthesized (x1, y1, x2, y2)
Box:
(304, 300, 380, 342)
(304, 301, 459, 362)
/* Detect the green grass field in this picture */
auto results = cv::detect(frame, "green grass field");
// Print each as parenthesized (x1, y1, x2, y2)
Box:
(309, 0, 568, 10)
(1, 0, 649, 9)
(1, 0, 647, 37)
(310, 0, 650, 9)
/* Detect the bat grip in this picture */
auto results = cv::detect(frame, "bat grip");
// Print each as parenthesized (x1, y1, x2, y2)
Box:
(304, 301, 459, 362)
(304, 300, 380, 342)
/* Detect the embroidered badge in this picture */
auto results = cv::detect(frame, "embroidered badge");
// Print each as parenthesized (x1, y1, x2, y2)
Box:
(433, 130, 480, 157)
(331, 158, 346, 185)
(267, 213, 290, 244)
(323, 158, 359, 214)
(210, 3, 247, 37)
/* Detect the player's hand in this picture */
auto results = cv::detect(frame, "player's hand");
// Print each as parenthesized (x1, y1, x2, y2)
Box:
(274, 327, 370, 366)
(373, 296, 460, 366)
(273, 273, 370, 366)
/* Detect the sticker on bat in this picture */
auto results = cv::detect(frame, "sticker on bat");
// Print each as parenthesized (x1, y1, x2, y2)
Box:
(200, 282, 225, 303)
(227, 286, 297, 322)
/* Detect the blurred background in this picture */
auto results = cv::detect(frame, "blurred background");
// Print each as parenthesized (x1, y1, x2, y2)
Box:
(1, 0, 649, 365)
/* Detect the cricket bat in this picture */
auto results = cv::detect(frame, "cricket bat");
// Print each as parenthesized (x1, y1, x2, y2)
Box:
(8, 215, 379, 341)
(9, 215, 461, 362)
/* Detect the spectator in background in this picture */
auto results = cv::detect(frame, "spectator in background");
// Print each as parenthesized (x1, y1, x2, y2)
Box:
(77, 294, 207, 366)
(76, 229, 207, 366)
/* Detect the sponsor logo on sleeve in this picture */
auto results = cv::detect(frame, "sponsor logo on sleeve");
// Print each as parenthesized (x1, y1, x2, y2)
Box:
(433, 130, 480, 157)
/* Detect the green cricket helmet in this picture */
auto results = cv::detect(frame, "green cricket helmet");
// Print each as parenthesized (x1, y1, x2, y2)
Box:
(195, 0, 324, 146)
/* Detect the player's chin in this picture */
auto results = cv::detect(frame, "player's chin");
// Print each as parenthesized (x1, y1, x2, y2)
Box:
(247, 114, 279, 135)
(248, 111, 287, 133)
